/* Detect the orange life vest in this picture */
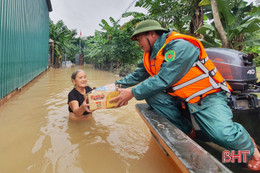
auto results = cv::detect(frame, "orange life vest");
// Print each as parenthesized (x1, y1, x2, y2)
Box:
(143, 31, 232, 104)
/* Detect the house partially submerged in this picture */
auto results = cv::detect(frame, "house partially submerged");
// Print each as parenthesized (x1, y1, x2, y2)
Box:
(0, 0, 52, 103)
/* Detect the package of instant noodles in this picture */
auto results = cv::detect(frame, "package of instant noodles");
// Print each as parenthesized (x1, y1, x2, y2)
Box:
(88, 84, 120, 110)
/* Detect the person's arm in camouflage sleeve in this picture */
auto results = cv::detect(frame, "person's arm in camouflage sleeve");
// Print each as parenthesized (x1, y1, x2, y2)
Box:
(115, 61, 150, 88)
(132, 39, 200, 100)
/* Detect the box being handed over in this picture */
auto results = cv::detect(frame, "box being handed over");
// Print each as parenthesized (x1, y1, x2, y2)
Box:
(88, 84, 120, 110)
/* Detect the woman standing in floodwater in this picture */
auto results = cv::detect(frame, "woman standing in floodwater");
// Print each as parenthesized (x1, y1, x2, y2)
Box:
(68, 70, 94, 120)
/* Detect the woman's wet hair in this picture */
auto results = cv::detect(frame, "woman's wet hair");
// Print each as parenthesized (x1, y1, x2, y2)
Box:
(71, 70, 84, 80)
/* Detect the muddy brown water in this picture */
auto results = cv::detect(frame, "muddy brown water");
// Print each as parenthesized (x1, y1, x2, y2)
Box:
(0, 65, 176, 173)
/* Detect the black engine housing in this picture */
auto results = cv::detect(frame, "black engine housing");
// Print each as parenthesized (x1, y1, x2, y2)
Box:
(206, 48, 258, 92)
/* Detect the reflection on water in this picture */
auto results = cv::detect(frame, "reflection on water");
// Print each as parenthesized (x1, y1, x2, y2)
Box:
(0, 65, 176, 173)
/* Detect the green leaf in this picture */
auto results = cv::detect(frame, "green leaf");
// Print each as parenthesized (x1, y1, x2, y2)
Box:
(216, 0, 236, 26)
(196, 24, 215, 35)
(235, 39, 260, 47)
(199, 37, 222, 48)
(199, 0, 211, 6)
(203, 14, 209, 20)
(231, 17, 260, 34)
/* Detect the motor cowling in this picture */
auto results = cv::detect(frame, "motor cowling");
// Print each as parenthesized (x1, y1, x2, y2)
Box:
(206, 48, 258, 92)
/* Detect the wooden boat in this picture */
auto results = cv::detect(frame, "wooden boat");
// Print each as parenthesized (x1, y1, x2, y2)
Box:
(136, 103, 260, 173)
(136, 103, 232, 173)
(135, 48, 260, 172)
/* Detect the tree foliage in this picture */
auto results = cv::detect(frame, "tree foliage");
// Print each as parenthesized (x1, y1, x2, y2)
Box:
(49, 19, 79, 62)
(83, 17, 143, 71)
(197, 0, 260, 50)
(50, 0, 260, 70)
(132, 0, 194, 33)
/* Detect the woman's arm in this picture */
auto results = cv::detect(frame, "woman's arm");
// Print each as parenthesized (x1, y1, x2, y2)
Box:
(69, 96, 92, 117)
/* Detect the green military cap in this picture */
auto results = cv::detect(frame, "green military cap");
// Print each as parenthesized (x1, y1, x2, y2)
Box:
(131, 20, 168, 41)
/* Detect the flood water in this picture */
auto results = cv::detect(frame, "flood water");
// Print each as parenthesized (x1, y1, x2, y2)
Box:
(0, 65, 176, 173)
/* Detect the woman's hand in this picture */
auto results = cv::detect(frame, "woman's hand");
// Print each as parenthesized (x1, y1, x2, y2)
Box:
(82, 96, 93, 113)
(110, 88, 134, 107)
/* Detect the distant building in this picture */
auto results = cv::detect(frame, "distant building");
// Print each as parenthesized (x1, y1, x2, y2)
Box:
(75, 54, 84, 66)
(49, 38, 55, 67)
(0, 0, 52, 101)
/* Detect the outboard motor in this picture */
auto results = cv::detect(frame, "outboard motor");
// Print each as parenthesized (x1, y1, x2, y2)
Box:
(206, 48, 260, 110)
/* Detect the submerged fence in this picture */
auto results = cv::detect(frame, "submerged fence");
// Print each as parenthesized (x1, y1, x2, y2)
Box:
(0, 0, 52, 100)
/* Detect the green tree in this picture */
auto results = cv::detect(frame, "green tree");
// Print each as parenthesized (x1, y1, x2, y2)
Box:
(197, 0, 260, 49)
(123, 0, 207, 36)
(83, 17, 142, 71)
(189, 0, 204, 36)
(123, 0, 193, 33)
(83, 0, 260, 71)
(49, 19, 79, 62)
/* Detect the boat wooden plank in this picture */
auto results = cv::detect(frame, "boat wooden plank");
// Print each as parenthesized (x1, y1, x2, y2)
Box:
(136, 103, 232, 173)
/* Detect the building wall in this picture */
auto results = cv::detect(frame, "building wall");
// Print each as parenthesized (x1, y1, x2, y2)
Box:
(0, 0, 50, 100)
